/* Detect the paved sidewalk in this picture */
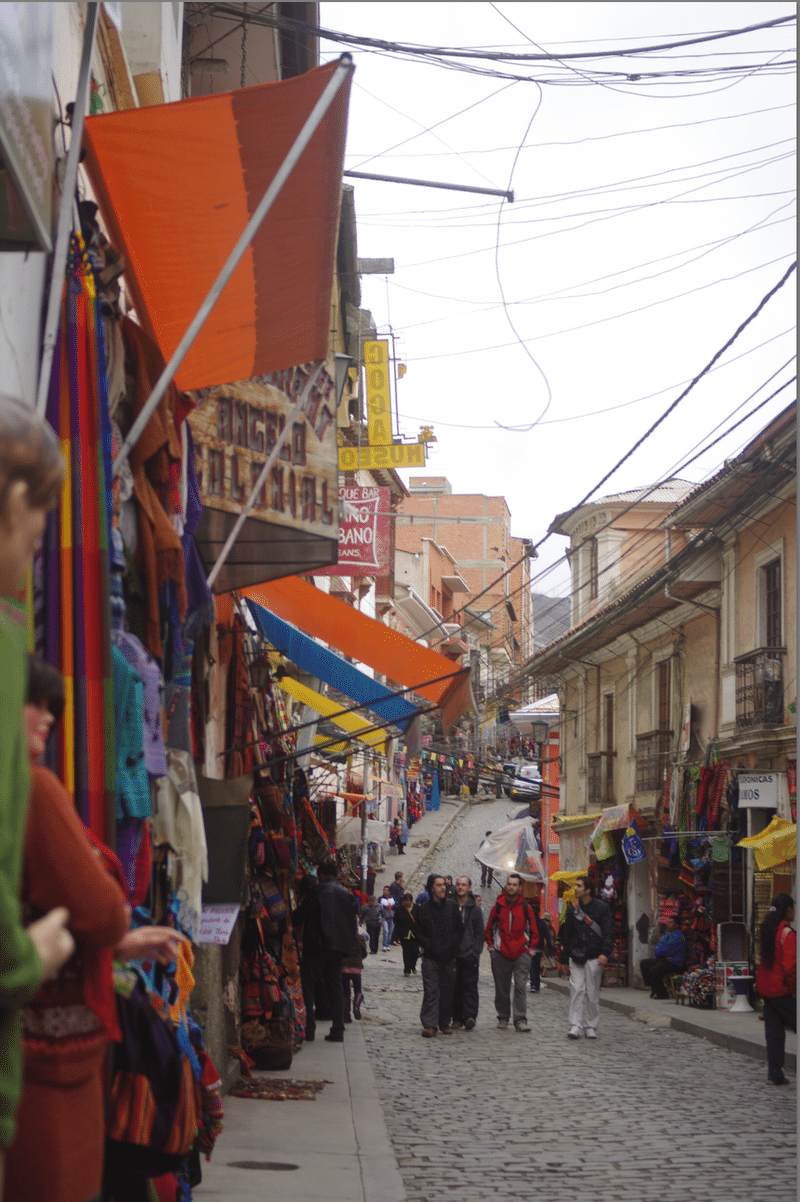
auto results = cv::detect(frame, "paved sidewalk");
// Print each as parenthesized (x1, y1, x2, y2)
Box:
(197, 793, 477, 1200)
(372, 790, 477, 895)
(543, 974, 796, 1070)
(196, 1023, 404, 1201)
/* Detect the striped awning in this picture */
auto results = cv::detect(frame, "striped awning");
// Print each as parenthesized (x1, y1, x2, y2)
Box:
(82, 61, 351, 390)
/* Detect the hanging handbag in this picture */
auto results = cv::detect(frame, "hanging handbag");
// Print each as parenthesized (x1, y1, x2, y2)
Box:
(104, 975, 201, 1180)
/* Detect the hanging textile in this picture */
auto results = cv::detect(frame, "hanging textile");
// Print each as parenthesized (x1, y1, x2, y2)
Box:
(42, 234, 114, 838)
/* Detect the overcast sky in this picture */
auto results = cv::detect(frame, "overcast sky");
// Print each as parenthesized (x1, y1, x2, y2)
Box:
(319, 2, 796, 595)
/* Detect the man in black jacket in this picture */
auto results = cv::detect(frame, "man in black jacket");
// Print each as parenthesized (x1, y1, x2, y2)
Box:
(451, 876, 485, 1030)
(414, 874, 462, 1037)
(559, 875, 614, 1040)
(294, 860, 358, 1044)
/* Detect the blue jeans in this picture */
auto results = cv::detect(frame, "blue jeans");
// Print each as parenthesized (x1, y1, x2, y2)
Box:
(382, 916, 394, 949)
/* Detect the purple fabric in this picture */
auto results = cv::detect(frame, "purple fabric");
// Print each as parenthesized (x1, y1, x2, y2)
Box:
(112, 629, 167, 777)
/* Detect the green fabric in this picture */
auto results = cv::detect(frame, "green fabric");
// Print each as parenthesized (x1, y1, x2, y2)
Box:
(0, 609, 44, 1147)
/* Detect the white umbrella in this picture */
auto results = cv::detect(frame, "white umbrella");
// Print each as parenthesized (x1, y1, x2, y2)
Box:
(474, 817, 544, 882)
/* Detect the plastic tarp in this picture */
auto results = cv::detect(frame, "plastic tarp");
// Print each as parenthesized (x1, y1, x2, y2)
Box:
(82, 61, 351, 390)
(243, 575, 475, 734)
(738, 816, 797, 870)
(475, 817, 545, 882)
(247, 599, 417, 731)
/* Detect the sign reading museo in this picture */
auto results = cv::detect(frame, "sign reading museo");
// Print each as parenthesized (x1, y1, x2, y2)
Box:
(316, 485, 390, 577)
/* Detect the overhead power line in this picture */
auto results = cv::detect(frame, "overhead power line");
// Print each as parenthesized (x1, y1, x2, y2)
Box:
(203, 7, 796, 64)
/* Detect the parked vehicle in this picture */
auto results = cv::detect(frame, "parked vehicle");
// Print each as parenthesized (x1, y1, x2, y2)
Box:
(508, 763, 542, 802)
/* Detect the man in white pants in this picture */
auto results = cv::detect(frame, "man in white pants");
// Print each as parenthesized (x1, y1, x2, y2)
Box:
(559, 876, 614, 1040)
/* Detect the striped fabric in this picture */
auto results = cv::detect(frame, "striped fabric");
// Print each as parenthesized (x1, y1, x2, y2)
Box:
(43, 235, 114, 839)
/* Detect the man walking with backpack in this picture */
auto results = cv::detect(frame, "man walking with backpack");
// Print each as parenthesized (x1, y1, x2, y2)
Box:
(559, 874, 614, 1040)
(485, 873, 535, 1032)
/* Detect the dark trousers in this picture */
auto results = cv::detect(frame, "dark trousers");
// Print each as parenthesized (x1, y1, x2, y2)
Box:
(640, 957, 680, 998)
(398, 841, 406, 855)
(402, 937, 419, 974)
(480, 866, 493, 888)
(342, 972, 362, 1017)
(420, 956, 456, 1030)
(452, 956, 480, 1022)
(301, 949, 345, 1039)
(529, 950, 542, 990)
(366, 924, 381, 954)
(763, 994, 796, 1081)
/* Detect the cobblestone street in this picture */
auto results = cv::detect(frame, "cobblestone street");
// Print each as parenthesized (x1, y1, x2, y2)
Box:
(360, 799, 797, 1202)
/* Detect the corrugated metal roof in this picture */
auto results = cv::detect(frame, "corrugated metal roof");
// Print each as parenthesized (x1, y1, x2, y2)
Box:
(594, 478, 696, 506)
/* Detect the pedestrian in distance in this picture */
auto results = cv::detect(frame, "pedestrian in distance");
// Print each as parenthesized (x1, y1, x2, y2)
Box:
(640, 915, 687, 999)
(341, 925, 367, 1023)
(293, 861, 358, 1044)
(443, 875, 455, 899)
(0, 399, 76, 1168)
(359, 895, 382, 955)
(475, 894, 485, 925)
(393, 893, 420, 975)
(451, 876, 484, 1030)
(529, 908, 555, 993)
(485, 873, 535, 1032)
(477, 832, 494, 889)
(559, 874, 614, 1040)
(756, 893, 796, 1085)
(394, 815, 409, 855)
(414, 874, 461, 1036)
(380, 885, 396, 950)
(388, 871, 405, 943)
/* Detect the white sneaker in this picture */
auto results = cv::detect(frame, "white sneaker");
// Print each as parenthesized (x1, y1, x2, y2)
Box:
(584, 1028, 597, 1039)
(567, 1026, 582, 1040)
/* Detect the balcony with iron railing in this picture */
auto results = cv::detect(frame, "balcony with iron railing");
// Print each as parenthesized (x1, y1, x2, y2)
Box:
(635, 730, 673, 793)
(734, 647, 786, 730)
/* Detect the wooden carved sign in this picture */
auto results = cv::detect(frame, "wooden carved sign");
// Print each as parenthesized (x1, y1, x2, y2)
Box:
(188, 361, 339, 593)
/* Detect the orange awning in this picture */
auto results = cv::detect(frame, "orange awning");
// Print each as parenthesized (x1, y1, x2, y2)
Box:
(82, 61, 351, 392)
(242, 575, 475, 735)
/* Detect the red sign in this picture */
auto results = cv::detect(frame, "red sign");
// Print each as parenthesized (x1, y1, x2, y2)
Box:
(317, 485, 390, 576)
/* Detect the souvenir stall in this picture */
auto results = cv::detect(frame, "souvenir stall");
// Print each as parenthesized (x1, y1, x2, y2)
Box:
(654, 759, 749, 1008)
(34, 224, 225, 1200)
(586, 806, 649, 987)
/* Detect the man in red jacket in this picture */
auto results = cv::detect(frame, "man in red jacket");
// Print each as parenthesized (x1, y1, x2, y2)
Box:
(485, 873, 534, 1032)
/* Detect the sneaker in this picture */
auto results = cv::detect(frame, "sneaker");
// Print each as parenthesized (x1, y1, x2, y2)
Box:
(497, 1019, 509, 1030)
(567, 1026, 582, 1040)
(584, 1028, 597, 1039)
(451, 1020, 464, 1029)
(439, 1025, 454, 1035)
(464, 1017, 476, 1031)
(514, 1019, 531, 1033)
(767, 1073, 789, 1085)
(421, 1027, 437, 1038)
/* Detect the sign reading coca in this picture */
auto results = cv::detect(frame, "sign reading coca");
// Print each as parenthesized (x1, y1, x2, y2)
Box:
(317, 485, 390, 577)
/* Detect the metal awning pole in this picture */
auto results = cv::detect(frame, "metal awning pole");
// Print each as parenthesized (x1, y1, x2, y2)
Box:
(205, 362, 326, 590)
(113, 53, 353, 478)
(35, 2, 100, 417)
